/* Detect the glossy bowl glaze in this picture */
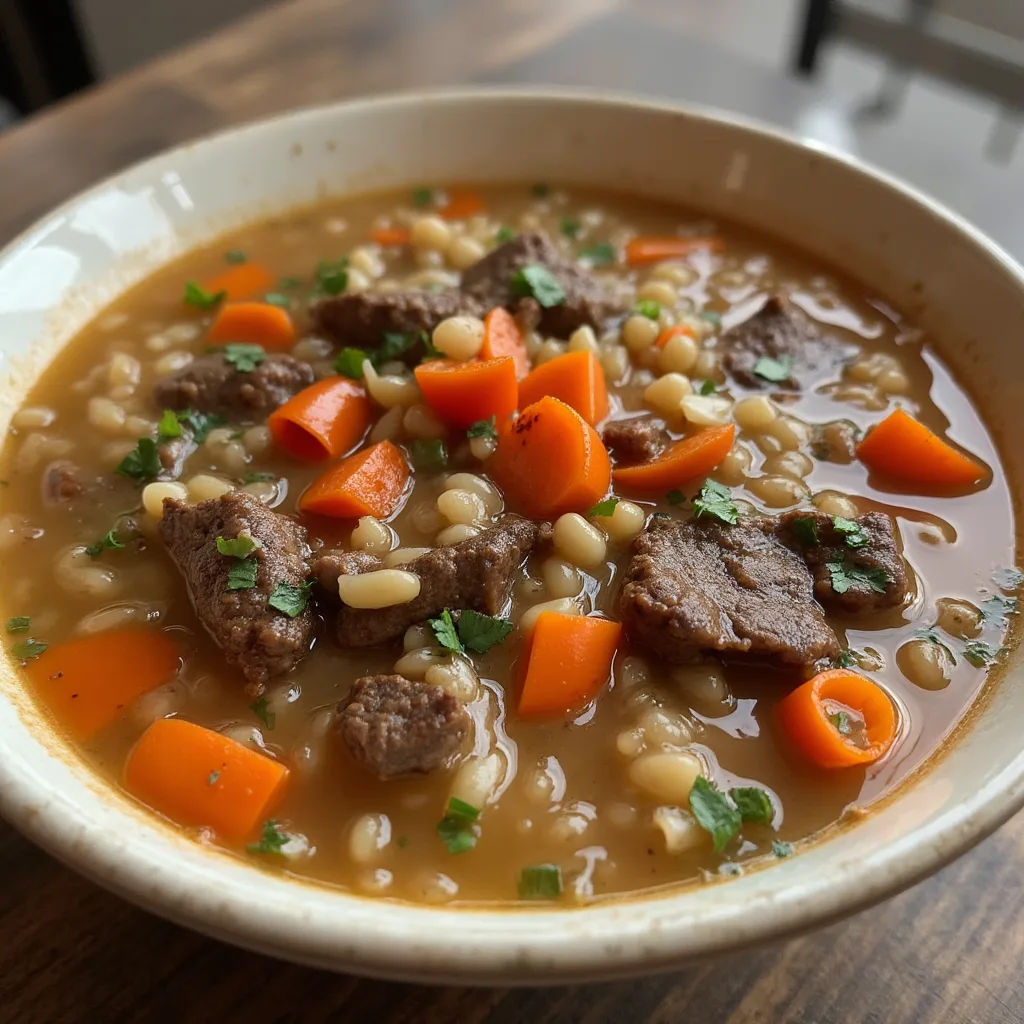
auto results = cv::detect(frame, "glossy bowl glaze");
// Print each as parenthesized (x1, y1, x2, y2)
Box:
(0, 90, 1022, 983)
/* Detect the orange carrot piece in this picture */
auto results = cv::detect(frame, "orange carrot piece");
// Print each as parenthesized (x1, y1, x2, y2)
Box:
(625, 236, 724, 266)
(489, 396, 611, 519)
(26, 628, 180, 741)
(414, 356, 518, 430)
(372, 226, 411, 246)
(519, 613, 622, 719)
(202, 262, 276, 302)
(268, 377, 371, 460)
(481, 307, 530, 379)
(298, 440, 409, 519)
(656, 323, 696, 349)
(124, 718, 289, 841)
(517, 350, 610, 426)
(441, 188, 486, 220)
(206, 302, 296, 350)
(775, 669, 897, 769)
(856, 407, 985, 488)
(612, 424, 736, 491)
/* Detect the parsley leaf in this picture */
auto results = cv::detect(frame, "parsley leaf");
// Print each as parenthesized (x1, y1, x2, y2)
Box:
(421, 337, 445, 360)
(116, 438, 162, 483)
(495, 226, 516, 244)
(409, 438, 448, 473)
(981, 594, 1018, 627)
(518, 864, 562, 900)
(466, 416, 498, 440)
(963, 640, 1001, 668)
(85, 528, 125, 558)
(689, 776, 742, 853)
(458, 610, 514, 654)
(791, 516, 819, 547)
(264, 292, 290, 308)
(530, 183, 550, 197)
(11, 639, 48, 661)
(577, 242, 616, 266)
(223, 343, 265, 372)
(994, 567, 1024, 590)
(560, 217, 581, 238)
(699, 379, 717, 395)
(5, 617, 30, 634)
(377, 331, 422, 365)
(243, 471, 276, 483)
(217, 534, 261, 559)
(268, 580, 312, 618)
(833, 516, 868, 548)
(836, 649, 859, 669)
(700, 310, 722, 326)
(635, 299, 660, 320)
(412, 187, 435, 207)
(827, 561, 890, 595)
(510, 265, 565, 308)
(157, 408, 183, 439)
(184, 281, 225, 309)
(753, 355, 792, 383)
(225, 250, 247, 264)
(692, 479, 739, 525)
(437, 797, 480, 854)
(914, 628, 956, 663)
(227, 559, 259, 590)
(180, 409, 225, 444)
(666, 489, 685, 506)
(829, 711, 852, 735)
(730, 787, 774, 825)
(429, 609, 463, 653)
(335, 347, 369, 379)
(588, 497, 619, 518)
(208, 770, 221, 786)
(250, 697, 276, 731)
(316, 259, 349, 296)
(247, 819, 289, 855)
(278, 276, 301, 290)
(772, 840, 794, 858)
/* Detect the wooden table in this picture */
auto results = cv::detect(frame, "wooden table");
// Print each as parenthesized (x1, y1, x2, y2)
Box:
(0, 2, 1021, 1020)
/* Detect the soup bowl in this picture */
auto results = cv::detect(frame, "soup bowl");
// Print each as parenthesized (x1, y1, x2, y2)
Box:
(0, 89, 1022, 983)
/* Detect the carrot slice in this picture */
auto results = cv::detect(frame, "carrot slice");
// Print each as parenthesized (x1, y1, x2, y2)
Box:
(202, 262, 276, 302)
(625, 236, 724, 266)
(268, 377, 372, 461)
(26, 628, 180, 741)
(414, 357, 518, 430)
(441, 188, 486, 221)
(481, 307, 530, 379)
(612, 424, 735, 491)
(856, 407, 985, 488)
(656, 323, 696, 349)
(206, 302, 296, 350)
(519, 613, 622, 718)
(372, 226, 411, 247)
(775, 669, 897, 769)
(489, 396, 611, 519)
(517, 351, 609, 427)
(124, 718, 289, 841)
(298, 440, 409, 518)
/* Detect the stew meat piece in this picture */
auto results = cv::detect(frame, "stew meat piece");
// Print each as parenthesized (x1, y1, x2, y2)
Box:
(153, 353, 315, 419)
(315, 518, 542, 647)
(777, 509, 909, 613)
(601, 416, 667, 464)
(160, 492, 314, 687)
(41, 461, 84, 505)
(337, 674, 470, 779)
(619, 516, 840, 667)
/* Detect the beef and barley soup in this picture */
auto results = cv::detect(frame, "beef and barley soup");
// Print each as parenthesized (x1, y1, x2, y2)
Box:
(1, 183, 1017, 904)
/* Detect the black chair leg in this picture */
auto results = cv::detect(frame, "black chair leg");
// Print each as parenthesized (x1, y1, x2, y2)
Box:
(793, 0, 834, 76)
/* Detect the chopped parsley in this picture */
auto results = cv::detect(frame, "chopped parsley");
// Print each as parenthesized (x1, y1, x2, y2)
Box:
(116, 437, 162, 483)
(588, 497, 619, 518)
(411, 186, 436, 207)
(700, 310, 722, 326)
(577, 242, 616, 266)
(510, 265, 565, 308)
(334, 347, 369, 379)
(692, 479, 739, 525)
(752, 355, 792, 383)
(216, 534, 262, 559)
(830, 711, 852, 735)
(698, 379, 717, 396)
(914, 628, 956, 662)
(5, 617, 30, 634)
(179, 409, 226, 444)
(378, 330, 422, 365)
(666, 489, 685, 506)
(429, 610, 462, 652)
(223, 343, 265, 372)
(225, 250, 247, 264)
(466, 416, 498, 440)
(227, 558, 259, 591)
(247, 819, 289, 855)
(772, 840, 794, 858)
(316, 259, 349, 296)
(11, 639, 47, 661)
(560, 217, 581, 238)
(827, 561, 890, 595)
(517, 864, 562, 900)
(208, 770, 221, 786)
(184, 281, 225, 310)
(994, 567, 1023, 590)
(409, 438, 448, 473)
(530, 183, 550, 197)
(249, 697, 276, 731)
(689, 776, 742, 854)
(833, 516, 868, 548)
(264, 292, 290, 308)
(791, 516, 819, 547)
(421, 337, 445, 360)
(85, 528, 125, 558)
(243, 471, 276, 483)
(963, 640, 1001, 668)
(437, 797, 480, 854)
(268, 580, 313, 618)
(981, 594, 1017, 628)
(731, 786, 774, 825)
(458, 610, 514, 654)
(635, 299, 660, 320)
(157, 408, 183, 439)
(836, 649, 859, 669)
(495, 226, 516, 244)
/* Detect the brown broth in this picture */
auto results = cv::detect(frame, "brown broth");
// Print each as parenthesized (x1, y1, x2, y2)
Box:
(0, 184, 1016, 904)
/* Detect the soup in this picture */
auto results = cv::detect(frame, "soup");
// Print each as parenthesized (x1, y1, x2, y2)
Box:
(0, 183, 1016, 905)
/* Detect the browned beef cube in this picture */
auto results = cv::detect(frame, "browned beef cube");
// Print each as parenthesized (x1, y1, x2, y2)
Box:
(601, 416, 667, 464)
(337, 674, 470, 779)
(160, 492, 314, 686)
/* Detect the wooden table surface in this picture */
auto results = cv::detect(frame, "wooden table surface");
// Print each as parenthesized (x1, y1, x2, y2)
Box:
(1, 1, 1022, 1021)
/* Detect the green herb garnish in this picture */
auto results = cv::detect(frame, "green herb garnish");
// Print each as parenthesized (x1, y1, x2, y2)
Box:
(772, 840, 794, 858)
(409, 438, 448, 473)
(692, 479, 739, 525)
(832, 516, 868, 548)
(466, 416, 498, 440)
(963, 640, 1001, 668)
(85, 528, 125, 558)
(700, 310, 722, 326)
(577, 242, 616, 266)
(334, 347, 369, 379)
(830, 711, 852, 735)
(914, 628, 956, 663)
(243, 471, 276, 483)
(510, 265, 565, 308)
(791, 516, 819, 547)
(116, 438, 162, 483)
(5, 617, 30, 634)
(635, 299, 660, 320)
(827, 561, 890, 595)
(530, 183, 550, 197)
(377, 331, 422, 365)
(517, 864, 562, 900)
(412, 187, 435, 207)
(157, 408, 183, 439)
(247, 819, 288, 855)
(495, 226, 516, 244)
(836, 649, 859, 669)
(184, 281, 225, 310)
(429, 609, 462, 653)
(264, 292, 290, 308)
(981, 594, 1018, 627)
(458, 610, 514, 654)
(179, 409, 226, 444)
(249, 697, 276, 731)
(208, 770, 221, 786)
(752, 355, 792, 383)
(268, 580, 313, 618)
(223, 343, 265, 372)
(227, 558, 259, 591)
(994, 567, 1024, 590)
(225, 250, 247, 264)
(689, 776, 742, 854)
(437, 797, 480, 854)
(730, 786, 774, 825)
(316, 259, 349, 296)
(216, 534, 262, 559)
(11, 639, 48, 661)
(588, 497, 619, 518)
(560, 217, 581, 238)
(698, 379, 717, 395)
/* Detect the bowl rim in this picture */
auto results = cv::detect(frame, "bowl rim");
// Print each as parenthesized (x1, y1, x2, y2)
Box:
(1, 85, 1023, 984)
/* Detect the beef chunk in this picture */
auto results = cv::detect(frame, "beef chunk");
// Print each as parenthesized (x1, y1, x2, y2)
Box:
(337, 674, 470, 779)
(601, 417, 667, 465)
(459, 231, 624, 338)
(42, 461, 83, 505)
(154, 354, 314, 420)
(311, 289, 470, 351)
(620, 517, 839, 667)
(321, 518, 541, 648)
(157, 436, 196, 481)
(720, 296, 854, 390)
(160, 492, 314, 686)
(313, 549, 382, 595)
(777, 509, 909, 613)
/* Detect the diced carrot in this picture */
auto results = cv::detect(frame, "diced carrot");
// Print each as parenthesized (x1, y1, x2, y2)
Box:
(489, 396, 611, 519)
(268, 377, 372, 460)
(656, 323, 696, 349)
(624, 236, 724, 266)
(124, 718, 289, 841)
(298, 440, 409, 518)
(26, 628, 180, 741)
(856, 407, 985, 488)
(372, 226, 411, 247)
(206, 302, 296, 350)
(414, 357, 518, 430)
(612, 424, 735, 491)
(481, 307, 530, 379)
(517, 350, 609, 426)
(776, 669, 898, 769)
(202, 262, 276, 302)
(519, 613, 622, 718)
(441, 188, 486, 221)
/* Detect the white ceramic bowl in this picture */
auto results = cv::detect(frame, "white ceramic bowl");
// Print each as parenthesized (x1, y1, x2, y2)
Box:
(1, 89, 1022, 984)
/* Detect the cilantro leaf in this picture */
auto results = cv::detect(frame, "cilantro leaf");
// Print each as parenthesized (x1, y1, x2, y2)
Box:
(377, 331, 423, 365)
(264, 292, 290, 308)
(963, 640, 1001, 668)
(85, 528, 125, 558)
(243, 471, 276, 483)
(510, 265, 565, 308)
(208, 770, 221, 786)
(249, 697, 276, 731)
(116, 437, 162, 483)
(495, 226, 516, 244)
(827, 561, 890, 595)
(588, 497, 619, 518)
(225, 250, 247, 264)
(772, 840, 794, 858)
(157, 408, 183, 439)
(412, 187, 436, 207)
(914, 628, 956, 663)
(316, 259, 349, 296)
(730, 787, 774, 825)
(829, 711, 852, 735)
(335, 347, 369, 379)
(560, 217, 581, 238)
(530, 183, 550, 197)
(458, 610, 513, 654)
(635, 299, 660, 320)
(180, 409, 225, 444)
(466, 416, 498, 440)
(437, 797, 480, 854)
(184, 281, 225, 309)
(517, 864, 563, 900)
(247, 819, 289, 855)
(666, 489, 685, 506)
(833, 516, 868, 548)
(216, 534, 261, 559)
(994, 567, 1024, 590)
(227, 558, 259, 591)
(223, 343, 265, 372)
(689, 776, 742, 853)
(409, 438, 448, 473)
(752, 355, 792, 383)
(5, 617, 30, 634)
(700, 310, 722, 326)
(692, 479, 739, 525)
(577, 242, 616, 266)
(836, 649, 859, 669)
(981, 594, 1017, 628)
(11, 639, 48, 661)
(791, 516, 819, 547)
(268, 580, 313, 618)
(429, 609, 463, 653)
(698, 379, 717, 395)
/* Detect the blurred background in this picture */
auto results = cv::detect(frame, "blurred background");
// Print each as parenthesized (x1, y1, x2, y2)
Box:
(1, 0, 1022, 250)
